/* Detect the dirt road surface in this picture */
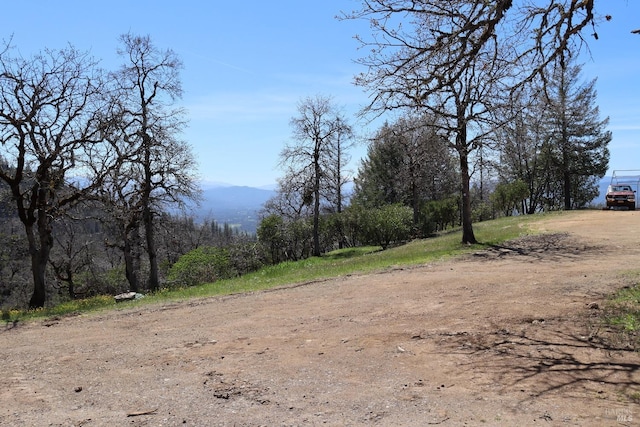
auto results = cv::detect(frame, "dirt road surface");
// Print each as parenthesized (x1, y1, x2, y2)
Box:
(1, 210, 639, 426)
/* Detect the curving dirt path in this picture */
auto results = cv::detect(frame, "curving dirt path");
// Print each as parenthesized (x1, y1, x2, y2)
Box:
(1, 210, 639, 426)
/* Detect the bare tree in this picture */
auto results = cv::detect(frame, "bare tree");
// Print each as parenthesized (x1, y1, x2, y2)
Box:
(322, 117, 354, 249)
(0, 44, 113, 307)
(108, 33, 200, 292)
(264, 170, 314, 221)
(280, 95, 351, 257)
(49, 215, 96, 299)
(344, 0, 600, 243)
(97, 167, 145, 292)
(345, 1, 513, 243)
(324, 117, 354, 215)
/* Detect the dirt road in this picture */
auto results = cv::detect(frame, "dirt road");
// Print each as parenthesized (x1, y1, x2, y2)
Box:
(1, 210, 639, 426)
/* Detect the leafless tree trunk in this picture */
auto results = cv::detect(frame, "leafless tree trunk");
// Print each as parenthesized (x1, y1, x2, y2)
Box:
(280, 95, 350, 257)
(0, 45, 112, 307)
(123, 224, 142, 293)
(324, 117, 354, 249)
(110, 33, 199, 292)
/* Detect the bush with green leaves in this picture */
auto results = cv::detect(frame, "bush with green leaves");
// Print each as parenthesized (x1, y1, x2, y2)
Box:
(491, 179, 529, 216)
(257, 214, 286, 264)
(257, 214, 314, 263)
(167, 246, 235, 287)
(316, 213, 347, 252)
(228, 242, 265, 276)
(421, 197, 459, 234)
(471, 200, 494, 223)
(357, 203, 413, 249)
(341, 204, 366, 247)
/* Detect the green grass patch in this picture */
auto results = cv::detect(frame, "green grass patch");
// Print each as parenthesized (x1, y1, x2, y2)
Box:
(605, 280, 640, 333)
(4, 213, 541, 323)
(610, 313, 640, 332)
(597, 269, 640, 351)
(2, 295, 117, 324)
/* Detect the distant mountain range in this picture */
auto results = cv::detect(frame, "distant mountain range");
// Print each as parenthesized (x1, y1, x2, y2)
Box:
(191, 185, 275, 234)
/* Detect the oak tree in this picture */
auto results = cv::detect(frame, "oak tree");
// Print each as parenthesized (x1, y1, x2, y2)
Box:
(0, 44, 112, 307)
(344, 0, 600, 243)
(107, 33, 199, 292)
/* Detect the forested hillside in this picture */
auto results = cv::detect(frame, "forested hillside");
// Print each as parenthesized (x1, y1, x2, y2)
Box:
(195, 186, 275, 233)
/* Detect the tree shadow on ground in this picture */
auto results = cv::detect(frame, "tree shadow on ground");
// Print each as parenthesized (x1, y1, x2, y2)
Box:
(473, 232, 604, 262)
(440, 323, 640, 402)
(322, 247, 383, 260)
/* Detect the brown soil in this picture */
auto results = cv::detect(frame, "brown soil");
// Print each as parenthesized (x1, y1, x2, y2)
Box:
(1, 210, 640, 426)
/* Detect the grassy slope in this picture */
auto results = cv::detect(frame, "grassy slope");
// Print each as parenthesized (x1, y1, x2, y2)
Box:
(6, 213, 539, 322)
(8, 211, 640, 343)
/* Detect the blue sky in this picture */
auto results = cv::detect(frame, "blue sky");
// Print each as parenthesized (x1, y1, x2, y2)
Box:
(2, 1, 639, 187)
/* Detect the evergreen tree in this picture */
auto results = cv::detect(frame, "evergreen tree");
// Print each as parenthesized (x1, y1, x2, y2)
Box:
(352, 114, 458, 229)
(352, 122, 406, 208)
(496, 58, 610, 212)
(542, 57, 610, 210)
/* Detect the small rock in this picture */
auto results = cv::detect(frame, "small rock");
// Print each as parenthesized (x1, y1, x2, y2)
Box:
(114, 292, 136, 302)
(114, 292, 145, 302)
(539, 412, 553, 421)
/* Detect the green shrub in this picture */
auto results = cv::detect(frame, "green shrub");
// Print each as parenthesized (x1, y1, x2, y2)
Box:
(491, 179, 529, 216)
(167, 246, 235, 287)
(422, 197, 459, 233)
(257, 214, 286, 264)
(359, 204, 413, 249)
(228, 242, 265, 276)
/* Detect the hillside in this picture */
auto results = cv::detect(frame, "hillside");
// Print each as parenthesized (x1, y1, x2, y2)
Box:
(194, 185, 275, 233)
(2, 210, 639, 425)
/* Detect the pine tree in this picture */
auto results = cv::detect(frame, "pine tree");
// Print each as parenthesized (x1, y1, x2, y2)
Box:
(542, 57, 611, 210)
